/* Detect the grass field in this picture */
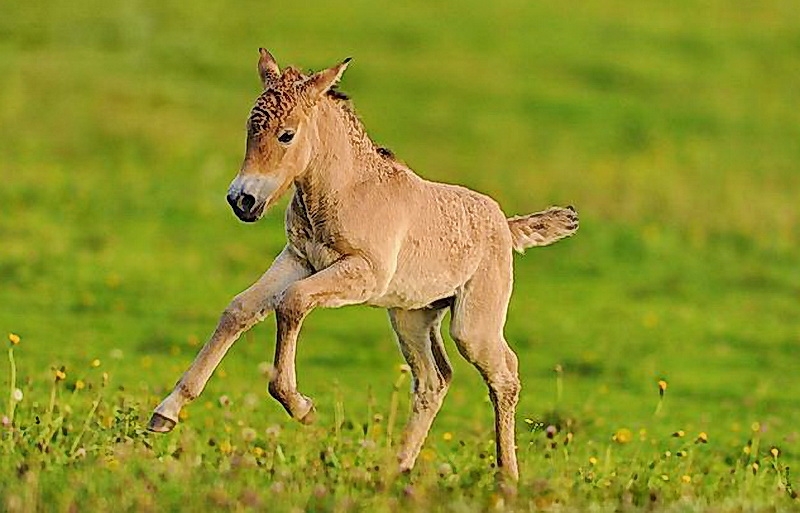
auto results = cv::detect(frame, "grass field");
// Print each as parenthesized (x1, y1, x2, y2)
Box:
(2, 0, 800, 510)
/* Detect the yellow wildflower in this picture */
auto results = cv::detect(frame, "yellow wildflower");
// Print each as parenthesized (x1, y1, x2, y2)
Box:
(696, 432, 708, 444)
(442, 432, 453, 442)
(681, 475, 692, 484)
(91, 359, 101, 368)
(8, 333, 20, 345)
(54, 367, 67, 382)
(771, 447, 780, 458)
(588, 456, 598, 466)
(75, 380, 85, 391)
(658, 380, 668, 397)
(613, 428, 632, 444)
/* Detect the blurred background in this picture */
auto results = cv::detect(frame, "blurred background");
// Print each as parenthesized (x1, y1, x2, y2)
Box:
(1, 0, 799, 434)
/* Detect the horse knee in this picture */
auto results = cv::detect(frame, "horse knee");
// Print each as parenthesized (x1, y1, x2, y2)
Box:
(219, 297, 253, 332)
(275, 283, 310, 325)
(480, 348, 520, 410)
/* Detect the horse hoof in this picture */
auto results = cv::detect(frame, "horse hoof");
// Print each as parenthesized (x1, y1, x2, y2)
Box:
(147, 412, 177, 433)
(298, 405, 316, 425)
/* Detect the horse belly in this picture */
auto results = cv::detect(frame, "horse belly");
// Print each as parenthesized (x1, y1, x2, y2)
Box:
(367, 278, 456, 309)
(367, 250, 475, 309)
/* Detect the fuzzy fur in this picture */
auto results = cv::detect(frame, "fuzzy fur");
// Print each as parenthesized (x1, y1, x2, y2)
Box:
(149, 50, 579, 481)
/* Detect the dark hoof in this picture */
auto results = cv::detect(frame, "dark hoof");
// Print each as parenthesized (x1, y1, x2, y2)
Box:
(147, 412, 177, 433)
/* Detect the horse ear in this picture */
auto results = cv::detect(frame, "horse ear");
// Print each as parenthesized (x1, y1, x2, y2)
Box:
(258, 48, 280, 89)
(303, 57, 351, 100)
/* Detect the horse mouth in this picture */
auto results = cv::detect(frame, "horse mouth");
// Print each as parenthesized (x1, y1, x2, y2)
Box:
(238, 203, 265, 222)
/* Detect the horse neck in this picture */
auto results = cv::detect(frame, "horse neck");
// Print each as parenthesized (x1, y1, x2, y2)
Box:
(294, 98, 376, 208)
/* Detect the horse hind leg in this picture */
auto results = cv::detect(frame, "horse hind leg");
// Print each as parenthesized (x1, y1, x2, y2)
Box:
(390, 306, 451, 473)
(449, 259, 520, 481)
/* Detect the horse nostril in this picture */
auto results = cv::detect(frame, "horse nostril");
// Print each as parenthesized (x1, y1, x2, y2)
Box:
(239, 193, 256, 212)
(226, 193, 238, 210)
(227, 192, 256, 214)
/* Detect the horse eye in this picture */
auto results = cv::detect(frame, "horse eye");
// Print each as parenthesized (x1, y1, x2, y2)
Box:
(277, 130, 295, 144)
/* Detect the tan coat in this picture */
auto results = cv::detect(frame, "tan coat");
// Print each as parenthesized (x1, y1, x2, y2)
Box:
(149, 49, 578, 481)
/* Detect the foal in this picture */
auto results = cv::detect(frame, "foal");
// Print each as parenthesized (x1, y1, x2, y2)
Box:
(148, 49, 578, 480)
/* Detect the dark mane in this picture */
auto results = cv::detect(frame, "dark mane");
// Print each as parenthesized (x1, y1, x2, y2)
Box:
(326, 87, 350, 101)
(376, 146, 395, 159)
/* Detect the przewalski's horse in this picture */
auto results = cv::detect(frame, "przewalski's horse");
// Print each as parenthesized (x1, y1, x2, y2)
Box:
(148, 49, 578, 480)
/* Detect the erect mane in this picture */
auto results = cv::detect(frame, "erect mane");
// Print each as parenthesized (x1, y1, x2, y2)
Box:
(320, 83, 367, 138)
(323, 86, 395, 161)
(326, 87, 350, 102)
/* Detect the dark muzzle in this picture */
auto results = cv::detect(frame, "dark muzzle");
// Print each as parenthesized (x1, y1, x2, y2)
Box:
(227, 192, 263, 222)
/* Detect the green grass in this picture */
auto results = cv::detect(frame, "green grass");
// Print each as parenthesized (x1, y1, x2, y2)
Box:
(2, 0, 800, 510)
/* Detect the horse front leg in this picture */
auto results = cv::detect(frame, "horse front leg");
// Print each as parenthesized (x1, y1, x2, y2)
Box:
(268, 255, 377, 423)
(148, 246, 312, 432)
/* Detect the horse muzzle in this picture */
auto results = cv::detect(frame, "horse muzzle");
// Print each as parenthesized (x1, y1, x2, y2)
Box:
(227, 190, 266, 222)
